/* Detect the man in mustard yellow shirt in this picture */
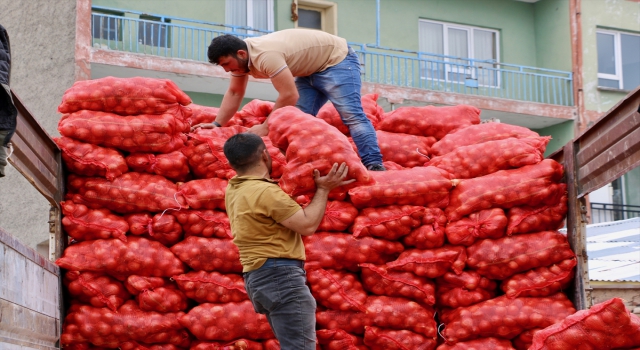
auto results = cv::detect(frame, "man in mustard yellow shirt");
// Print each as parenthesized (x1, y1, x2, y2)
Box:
(198, 28, 385, 171)
(223, 132, 354, 349)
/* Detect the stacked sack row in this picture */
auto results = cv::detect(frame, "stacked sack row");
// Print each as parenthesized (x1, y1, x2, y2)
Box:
(54, 76, 640, 350)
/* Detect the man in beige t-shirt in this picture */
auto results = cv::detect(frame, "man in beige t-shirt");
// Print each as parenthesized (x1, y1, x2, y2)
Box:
(197, 29, 385, 171)
(223, 132, 353, 349)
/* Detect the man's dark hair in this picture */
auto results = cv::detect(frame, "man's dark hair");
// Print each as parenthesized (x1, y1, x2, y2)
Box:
(223, 133, 266, 173)
(208, 34, 248, 64)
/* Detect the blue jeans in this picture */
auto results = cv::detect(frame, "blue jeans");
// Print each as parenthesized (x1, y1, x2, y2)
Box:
(243, 260, 317, 349)
(295, 49, 383, 166)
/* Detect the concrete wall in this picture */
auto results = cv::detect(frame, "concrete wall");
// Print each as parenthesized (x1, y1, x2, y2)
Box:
(534, 0, 572, 72)
(0, 0, 77, 251)
(581, 0, 640, 114)
(591, 285, 640, 316)
(534, 120, 574, 157)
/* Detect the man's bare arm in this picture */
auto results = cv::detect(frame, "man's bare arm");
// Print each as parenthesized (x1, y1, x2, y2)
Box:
(191, 74, 249, 131)
(280, 163, 355, 236)
(247, 67, 298, 136)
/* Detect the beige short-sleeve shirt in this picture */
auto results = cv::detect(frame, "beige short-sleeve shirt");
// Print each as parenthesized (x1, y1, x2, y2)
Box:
(225, 175, 304, 272)
(242, 28, 349, 79)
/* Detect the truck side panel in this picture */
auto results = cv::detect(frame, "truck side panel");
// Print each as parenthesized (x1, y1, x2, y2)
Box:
(0, 227, 60, 350)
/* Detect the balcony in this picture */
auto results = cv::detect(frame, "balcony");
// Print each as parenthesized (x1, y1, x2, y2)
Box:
(591, 203, 640, 224)
(90, 7, 573, 107)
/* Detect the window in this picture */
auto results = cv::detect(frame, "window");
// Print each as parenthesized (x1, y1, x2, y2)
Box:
(138, 15, 170, 48)
(226, 0, 274, 34)
(418, 20, 499, 87)
(597, 29, 640, 91)
(92, 11, 122, 41)
(295, 0, 337, 35)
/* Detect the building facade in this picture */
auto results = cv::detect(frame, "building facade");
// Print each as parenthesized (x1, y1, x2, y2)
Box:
(0, 0, 638, 252)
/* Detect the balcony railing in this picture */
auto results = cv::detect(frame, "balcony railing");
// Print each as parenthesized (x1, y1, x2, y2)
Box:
(91, 7, 574, 106)
(590, 202, 640, 224)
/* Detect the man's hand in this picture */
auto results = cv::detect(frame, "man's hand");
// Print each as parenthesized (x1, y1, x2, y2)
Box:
(190, 123, 218, 132)
(247, 122, 269, 137)
(313, 162, 356, 192)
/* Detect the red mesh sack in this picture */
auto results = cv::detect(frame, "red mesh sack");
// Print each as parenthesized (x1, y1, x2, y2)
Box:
(172, 270, 248, 303)
(375, 131, 435, 168)
(350, 205, 425, 239)
(170, 236, 242, 273)
(183, 126, 246, 179)
(177, 178, 227, 210)
(126, 151, 189, 182)
(317, 329, 367, 350)
(363, 326, 437, 350)
(445, 208, 508, 246)
(58, 110, 187, 153)
(317, 93, 384, 135)
(435, 271, 498, 308)
(179, 301, 274, 341)
(267, 106, 373, 197)
(431, 122, 540, 157)
(506, 183, 568, 235)
(365, 296, 437, 337)
(118, 341, 184, 350)
(512, 329, 540, 350)
(348, 166, 453, 208)
(359, 263, 436, 306)
(303, 233, 404, 272)
(466, 230, 575, 280)
(435, 337, 515, 350)
(64, 271, 131, 311)
(58, 76, 191, 115)
(67, 173, 186, 214)
(227, 99, 274, 128)
(189, 104, 220, 126)
(427, 137, 549, 179)
(441, 293, 576, 344)
(137, 285, 188, 313)
(61, 201, 129, 242)
(186, 129, 286, 181)
(316, 310, 371, 335)
(124, 276, 188, 312)
(386, 246, 466, 278)
(125, 276, 167, 295)
(56, 237, 186, 277)
(125, 213, 183, 247)
(55, 137, 128, 180)
(446, 159, 565, 222)
(63, 343, 111, 350)
(307, 268, 367, 312)
(60, 301, 189, 347)
(383, 160, 405, 170)
(501, 258, 576, 298)
(530, 297, 640, 350)
(402, 208, 447, 249)
(377, 105, 480, 140)
(191, 339, 263, 350)
(173, 209, 231, 239)
(317, 201, 359, 232)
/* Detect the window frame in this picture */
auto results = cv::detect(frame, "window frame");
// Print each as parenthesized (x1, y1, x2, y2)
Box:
(138, 15, 171, 48)
(91, 10, 123, 42)
(225, 0, 275, 34)
(418, 19, 500, 88)
(295, 0, 338, 35)
(596, 28, 640, 91)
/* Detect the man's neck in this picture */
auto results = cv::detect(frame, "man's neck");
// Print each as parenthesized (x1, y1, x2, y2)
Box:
(236, 167, 271, 180)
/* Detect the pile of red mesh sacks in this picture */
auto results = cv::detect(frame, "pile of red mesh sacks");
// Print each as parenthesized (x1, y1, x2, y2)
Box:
(56, 77, 640, 350)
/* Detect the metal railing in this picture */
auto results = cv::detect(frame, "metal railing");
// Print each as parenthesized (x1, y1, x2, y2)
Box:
(91, 7, 574, 106)
(590, 202, 640, 224)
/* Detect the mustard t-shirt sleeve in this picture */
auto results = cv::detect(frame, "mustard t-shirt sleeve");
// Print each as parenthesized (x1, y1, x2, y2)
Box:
(263, 185, 302, 223)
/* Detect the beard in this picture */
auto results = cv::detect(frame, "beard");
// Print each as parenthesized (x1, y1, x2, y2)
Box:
(237, 56, 250, 74)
